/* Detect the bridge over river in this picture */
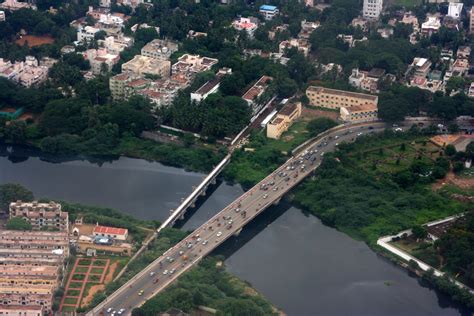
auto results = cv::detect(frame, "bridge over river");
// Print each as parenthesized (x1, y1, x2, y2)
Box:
(88, 121, 413, 315)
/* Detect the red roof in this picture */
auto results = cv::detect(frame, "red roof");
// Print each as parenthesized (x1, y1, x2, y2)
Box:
(93, 225, 128, 236)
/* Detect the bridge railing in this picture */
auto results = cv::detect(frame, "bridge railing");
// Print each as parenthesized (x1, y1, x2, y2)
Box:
(158, 153, 232, 231)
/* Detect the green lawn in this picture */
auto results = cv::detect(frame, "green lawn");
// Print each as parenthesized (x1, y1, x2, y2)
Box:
(72, 274, 86, 281)
(224, 120, 314, 188)
(63, 297, 78, 305)
(66, 289, 81, 297)
(91, 267, 104, 274)
(62, 306, 76, 312)
(75, 266, 89, 273)
(88, 274, 101, 282)
(78, 259, 92, 266)
(68, 282, 83, 289)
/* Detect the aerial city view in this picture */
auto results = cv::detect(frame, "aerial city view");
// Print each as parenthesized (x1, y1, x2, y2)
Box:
(1, 0, 474, 315)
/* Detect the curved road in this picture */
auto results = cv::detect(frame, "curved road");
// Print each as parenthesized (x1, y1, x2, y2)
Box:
(89, 121, 416, 316)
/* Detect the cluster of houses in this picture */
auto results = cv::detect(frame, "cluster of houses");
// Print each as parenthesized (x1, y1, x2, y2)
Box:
(110, 42, 219, 109)
(0, 56, 56, 87)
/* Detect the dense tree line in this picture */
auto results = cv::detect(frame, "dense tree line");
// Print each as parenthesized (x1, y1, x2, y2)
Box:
(132, 256, 276, 316)
(435, 211, 474, 288)
(294, 130, 467, 243)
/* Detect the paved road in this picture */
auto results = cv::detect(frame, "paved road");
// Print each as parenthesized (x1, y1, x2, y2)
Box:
(89, 121, 402, 316)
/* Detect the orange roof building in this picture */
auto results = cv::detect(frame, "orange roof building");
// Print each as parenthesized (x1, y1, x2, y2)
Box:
(93, 225, 128, 241)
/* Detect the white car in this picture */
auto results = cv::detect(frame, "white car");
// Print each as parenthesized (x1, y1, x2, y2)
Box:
(163, 270, 168, 275)
(217, 231, 222, 237)
(149, 271, 155, 277)
(107, 308, 113, 313)
(118, 309, 125, 315)
(202, 240, 208, 245)
(263, 194, 268, 199)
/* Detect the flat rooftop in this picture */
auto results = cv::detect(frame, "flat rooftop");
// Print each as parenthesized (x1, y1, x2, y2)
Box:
(307, 86, 378, 102)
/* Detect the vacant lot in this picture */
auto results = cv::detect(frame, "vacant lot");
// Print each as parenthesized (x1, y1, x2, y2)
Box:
(15, 35, 54, 47)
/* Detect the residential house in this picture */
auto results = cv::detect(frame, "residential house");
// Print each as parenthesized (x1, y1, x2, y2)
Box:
(141, 39, 179, 60)
(421, 15, 441, 36)
(279, 38, 311, 57)
(259, 5, 279, 20)
(82, 48, 120, 75)
(232, 17, 259, 38)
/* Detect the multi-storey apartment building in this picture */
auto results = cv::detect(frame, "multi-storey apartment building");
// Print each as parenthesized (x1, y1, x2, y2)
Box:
(9, 201, 69, 231)
(363, 0, 383, 20)
(141, 39, 179, 60)
(0, 229, 69, 314)
(305, 86, 378, 110)
(122, 55, 171, 78)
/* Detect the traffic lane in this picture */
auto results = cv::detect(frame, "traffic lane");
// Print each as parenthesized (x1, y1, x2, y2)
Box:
(109, 189, 275, 311)
(100, 124, 388, 313)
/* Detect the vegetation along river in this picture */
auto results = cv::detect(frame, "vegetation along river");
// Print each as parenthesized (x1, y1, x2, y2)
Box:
(0, 145, 469, 316)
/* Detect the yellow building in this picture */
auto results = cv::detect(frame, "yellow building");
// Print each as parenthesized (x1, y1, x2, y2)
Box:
(306, 86, 378, 110)
(340, 104, 378, 123)
(267, 102, 302, 139)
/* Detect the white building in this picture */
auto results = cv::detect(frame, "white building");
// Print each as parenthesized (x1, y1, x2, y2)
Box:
(77, 26, 100, 43)
(362, 0, 383, 20)
(190, 68, 231, 103)
(82, 48, 120, 75)
(447, 2, 463, 20)
(421, 16, 441, 36)
(259, 5, 279, 20)
(232, 17, 259, 38)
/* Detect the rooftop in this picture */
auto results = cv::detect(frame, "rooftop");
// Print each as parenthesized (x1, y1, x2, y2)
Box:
(260, 4, 277, 11)
(307, 86, 378, 102)
(279, 102, 299, 116)
(93, 225, 128, 236)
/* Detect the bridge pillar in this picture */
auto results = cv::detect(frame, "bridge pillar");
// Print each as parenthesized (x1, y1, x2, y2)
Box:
(200, 188, 207, 197)
(273, 198, 281, 205)
(169, 209, 174, 214)
(233, 228, 242, 237)
(179, 212, 185, 220)
(211, 177, 217, 185)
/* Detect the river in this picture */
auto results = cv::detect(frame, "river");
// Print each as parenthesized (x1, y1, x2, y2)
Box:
(0, 145, 470, 316)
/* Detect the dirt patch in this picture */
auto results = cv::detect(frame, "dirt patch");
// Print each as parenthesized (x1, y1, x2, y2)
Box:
(80, 261, 118, 307)
(104, 261, 119, 283)
(15, 35, 54, 47)
(433, 171, 474, 191)
(81, 284, 104, 307)
(301, 106, 339, 121)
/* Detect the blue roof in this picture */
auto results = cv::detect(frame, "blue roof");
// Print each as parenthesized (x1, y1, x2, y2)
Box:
(260, 4, 277, 11)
